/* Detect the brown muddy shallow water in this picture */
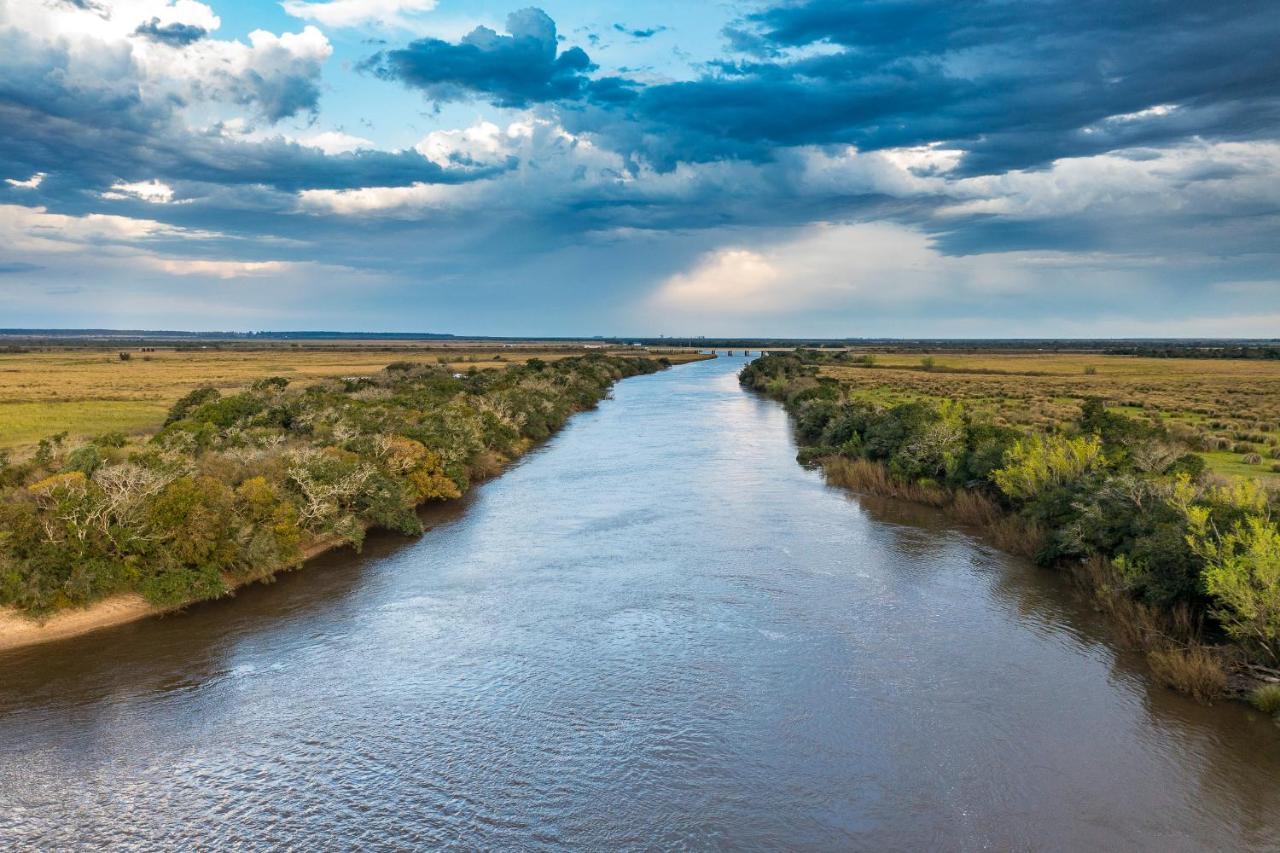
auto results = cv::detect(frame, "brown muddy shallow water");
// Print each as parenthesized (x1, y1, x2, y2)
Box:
(1, 355, 1278, 849)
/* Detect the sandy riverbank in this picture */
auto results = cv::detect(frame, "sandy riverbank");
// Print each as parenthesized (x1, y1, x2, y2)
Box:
(0, 535, 355, 653)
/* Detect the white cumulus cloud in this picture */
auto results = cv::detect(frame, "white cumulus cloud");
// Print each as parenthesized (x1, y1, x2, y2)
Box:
(102, 179, 176, 203)
(297, 131, 376, 155)
(147, 258, 292, 278)
(5, 173, 45, 189)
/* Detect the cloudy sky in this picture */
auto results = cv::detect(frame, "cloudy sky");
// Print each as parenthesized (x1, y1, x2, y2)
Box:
(1, 0, 1277, 336)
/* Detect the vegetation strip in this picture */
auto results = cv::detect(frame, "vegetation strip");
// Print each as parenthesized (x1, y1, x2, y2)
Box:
(741, 350, 1280, 712)
(0, 354, 672, 648)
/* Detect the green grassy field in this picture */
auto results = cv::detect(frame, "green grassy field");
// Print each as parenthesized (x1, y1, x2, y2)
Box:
(816, 350, 1280, 485)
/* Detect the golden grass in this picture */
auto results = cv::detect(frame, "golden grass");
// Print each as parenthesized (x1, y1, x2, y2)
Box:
(1147, 647, 1229, 703)
(1070, 555, 1228, 702)
(984, 515, 1047, 560)
(0, 343, 708, 450)
(948, 489, 1002, 527)
(820, 351, 1280, 484)
(821, 456, 949, 506)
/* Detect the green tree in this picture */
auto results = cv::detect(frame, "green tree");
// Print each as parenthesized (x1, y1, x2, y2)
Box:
(993, 433, 1104, 501)
(1176, 478, 1280, 662)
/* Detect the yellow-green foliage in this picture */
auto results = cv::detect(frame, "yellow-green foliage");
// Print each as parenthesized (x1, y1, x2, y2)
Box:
(896, 398, 967, 481)
(1177, 478, 1280, 662)
(746, 348, 1280, 688)
(993, 433, 1103, 500)
(235, 477, 303, 576)
(381, 438, 462, 503)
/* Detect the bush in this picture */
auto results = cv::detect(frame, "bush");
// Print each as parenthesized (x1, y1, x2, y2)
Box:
(251, 376, 290, 392)
(92, 431, 129, 448)
(166, 386, 221, 425)
(65, 444, 103, 476)
(0, 356, 730, 615)
(192, 393, 265, 428)
(1178, 480, 1280, 663)
(1250, 683, 1280, 716)
(992, 433, 1104, 501)
(740, 349, 1280, 675)
(139, 562, 226, 608)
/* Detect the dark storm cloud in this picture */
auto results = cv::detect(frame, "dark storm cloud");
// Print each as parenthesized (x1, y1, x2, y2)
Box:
(719, 26, 780, 58)
(698, 0, 1279, 172)
(360, 8, 595, 107)
(133, 17, 208, 47)
(369, 2, 1279, 175)
(0, 96, 504, 195)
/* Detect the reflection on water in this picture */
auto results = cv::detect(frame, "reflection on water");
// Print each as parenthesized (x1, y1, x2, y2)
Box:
(1, 356, 1278, 849)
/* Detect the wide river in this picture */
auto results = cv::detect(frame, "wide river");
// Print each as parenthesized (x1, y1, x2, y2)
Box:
(2, 356, 1278, 849)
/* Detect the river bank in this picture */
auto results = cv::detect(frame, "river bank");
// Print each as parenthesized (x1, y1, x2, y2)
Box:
(0, 530, 360, 652)
(739, 349, 1280, 712)
(817, 455, 1280, 703)
(1, 354, 689, 651)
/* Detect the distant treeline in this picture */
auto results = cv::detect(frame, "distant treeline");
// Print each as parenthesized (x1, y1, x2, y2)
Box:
(4, 330, 1278, 352)
(1105, 345, 1280, 360)
(0, 355, 665, 615)
(742, 350, 1280, 704)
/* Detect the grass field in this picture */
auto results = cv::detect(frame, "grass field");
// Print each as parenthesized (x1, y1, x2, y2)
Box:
(815, 350, 1280, 484)
(0, 344, 706, 451)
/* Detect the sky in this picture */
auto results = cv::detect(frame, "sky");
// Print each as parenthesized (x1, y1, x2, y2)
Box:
(0, 0, 1278, 337)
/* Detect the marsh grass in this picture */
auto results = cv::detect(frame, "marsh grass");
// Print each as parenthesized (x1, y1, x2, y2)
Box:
(985, 515, 1047, 560)
(1072, 556, 1228, 702)
(1148, 647, 1230, 703)
(949, 489, 1002, 527)
(1250, 683, 1280, 716)
(822, 457, 949, 506)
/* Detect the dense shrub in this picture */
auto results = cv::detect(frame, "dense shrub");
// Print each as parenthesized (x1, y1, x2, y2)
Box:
(166, 386, 220, 425)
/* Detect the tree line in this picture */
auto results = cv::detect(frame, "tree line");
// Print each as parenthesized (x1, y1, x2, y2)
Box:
(0, 355, 665, 615)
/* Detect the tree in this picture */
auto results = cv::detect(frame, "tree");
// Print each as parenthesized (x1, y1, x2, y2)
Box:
(993, 433, 1104, 501)
(1176, 478, 1280, 662)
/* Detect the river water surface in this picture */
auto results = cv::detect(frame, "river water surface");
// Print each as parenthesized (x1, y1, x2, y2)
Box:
(2, 356, 1279, 849)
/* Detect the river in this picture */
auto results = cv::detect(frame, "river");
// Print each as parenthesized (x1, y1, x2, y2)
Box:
(1, 355, 1278, 849)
